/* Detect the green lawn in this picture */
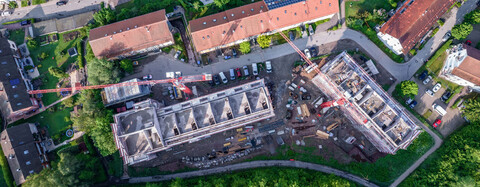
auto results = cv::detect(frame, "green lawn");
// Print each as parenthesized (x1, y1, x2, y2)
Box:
(345, 0, 396, 18)
(427, 51, 447, 75)
(247, 132, 434, 186)
(8, 29, 25, 45)
(30, 30, 86, 106)
(11, 106, 73, 137)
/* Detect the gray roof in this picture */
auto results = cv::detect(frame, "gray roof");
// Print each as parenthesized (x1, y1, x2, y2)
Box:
(32, 12, 94, 36)
(1, 123, 44, 185)
(0, 39, 32, 114)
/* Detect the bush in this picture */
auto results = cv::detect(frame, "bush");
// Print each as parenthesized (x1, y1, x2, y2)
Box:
(39, 52, 48, 60)
(76, 41, 85, 68)
(431, 27, 440, 36)
(451, 23, 473, 40)
(409, 49, 417, 56)
(437, 19, 444, 26)
(32, 0, 46, 5)
(8, 1, 18, 9)
(27, 39, 38, 49)
(48, 67, 68, 78)
(83, 135, 96, 154)
(239, 41, 251, 54)
(119, 59, 133, 73)
(21, 0, 28, 7)
(256, 35, 272, 49)
(451, 98, 463, 109)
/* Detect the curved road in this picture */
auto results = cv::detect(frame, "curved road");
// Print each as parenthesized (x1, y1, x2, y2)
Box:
(128, 160, 379, 187)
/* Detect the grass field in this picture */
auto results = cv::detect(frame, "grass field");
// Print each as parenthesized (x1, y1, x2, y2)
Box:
(247, 132, 434, 186)
(345, 0, 396, 18)
(11, 106, 73, 137)
(8, 29, 25, 45)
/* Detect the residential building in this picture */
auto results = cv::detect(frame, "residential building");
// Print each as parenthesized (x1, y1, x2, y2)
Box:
(111, 79, 275, 165)
(1, 123, 49, 185)
(0, 38, 39, 123)
(440, 44, 480, 91)
(313, 52, 421, 154)
(101, 78, 151, 107)
(377, 0, 455, 55)
(189, 0, 339, 54)
(89, 9, 174, 59)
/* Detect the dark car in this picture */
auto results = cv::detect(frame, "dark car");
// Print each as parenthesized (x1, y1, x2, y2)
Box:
(419, 70, 428, 80)
(359, 56, 368, 62)
(309, 47, 317, 57)
(56, 1, 67, 6)
(232, 48, 237, 57)
(409, 100, 417, 109)
(235, 68, 242, 78)
(286, 110, 293, 120)
(213, 75, 221, 85)
(289, 31, 295, 41)
(20, 20, 31, 26)
(301, 94, 311, 100)
(441, 91, 452, 102)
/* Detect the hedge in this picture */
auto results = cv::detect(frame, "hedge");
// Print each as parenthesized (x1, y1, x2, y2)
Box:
(0, 146, 15, 187)
(76, 40, 85, 68)
(426, 39, 452, 67)
(2, 18, 34, 25)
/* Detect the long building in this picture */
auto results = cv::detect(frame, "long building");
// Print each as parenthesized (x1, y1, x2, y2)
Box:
(89, 9, 174, 59)
(189, 0, 339, 54)
(313, 52, 421, 154)
(111, 79, 275, 165)
(377, 0, 455, 55)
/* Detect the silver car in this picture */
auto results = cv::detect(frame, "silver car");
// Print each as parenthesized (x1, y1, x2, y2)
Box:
(432, 83, 442, 93)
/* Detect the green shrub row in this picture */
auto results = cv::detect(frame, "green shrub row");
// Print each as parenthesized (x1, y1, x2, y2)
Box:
(2, 18, 35, 25)
(0, 146, 15, 187)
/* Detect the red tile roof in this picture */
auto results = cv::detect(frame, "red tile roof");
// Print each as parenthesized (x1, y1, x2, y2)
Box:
(89, 9, 174, 59)
(452, 44, 480, 85)
(379, 0, 455, 55)
(189, 0, 339, 53)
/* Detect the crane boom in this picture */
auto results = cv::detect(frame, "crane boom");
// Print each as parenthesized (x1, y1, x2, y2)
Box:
(28, 74, 212, 94)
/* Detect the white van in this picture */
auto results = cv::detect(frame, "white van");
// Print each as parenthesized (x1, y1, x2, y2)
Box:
(252, 63, 258, 75)
(265, 61, 272, 73)
(432, 103, 447, 116)
(219, 72, 228, 84)
(229, 69, 235, 80)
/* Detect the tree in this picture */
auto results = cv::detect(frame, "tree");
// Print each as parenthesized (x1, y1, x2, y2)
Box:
(396, 80, 418, 98)
(256, 35, 272, 49)
(239, 41, 251, 54)
(61, 97, 75, 108)
(119, 59, 133, 73)
(87, 58, 120, 85)
(192, 1, 200, 10)
(39, 52, 48, 60)
(462, 98, 480, 123)
(465, 10, 480, 25)
(451, 23, 473, 40)
(8, 1, 18, 9)
(214, 0, 230, 10)
(48, 67, 68, 79)
(92, 2, 115, 26)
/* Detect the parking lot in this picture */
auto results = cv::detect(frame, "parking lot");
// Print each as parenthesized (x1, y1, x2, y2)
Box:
(410, 75, 466, 137)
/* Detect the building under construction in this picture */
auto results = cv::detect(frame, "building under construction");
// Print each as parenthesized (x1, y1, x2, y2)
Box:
(111, 79, 275, 165)
(313, 52, 421, 154)
(101, 78, 151, 106)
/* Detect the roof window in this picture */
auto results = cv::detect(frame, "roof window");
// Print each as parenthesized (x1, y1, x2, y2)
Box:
(284, 10, 287, 14)
(277, 17, 279, 21)
(127, 27, 130, 30)
(13, 94, 18, 98)
(231, 14, 234, 17)
(5, 73, 10, 77)
(29, 170, 34, 174)
(24, 150, 29, 154)
(260, 6, 264, 9)
(315, 7, 318, 10)
(203, 22, 207, 25)
(260, 20, 263, 23)
(213, 19, 216, 22)
(223, 31, 226, 34)
(224, 16, 227, 19)
(202, 36, 205, 40)
(305, 10, 307, 14)
(26, 161, 31, 165)
(1, 61, 6, 65)
(329, 3, 331, 6)
(207, 35, 210, 38)
(17, 103, 22, 106)
(251, 8, 254, 12)
(104, 34, 108, 37)
(242, 11, 245, 14)
(294, 12, 297, 16)
(320, 0, 322, 4)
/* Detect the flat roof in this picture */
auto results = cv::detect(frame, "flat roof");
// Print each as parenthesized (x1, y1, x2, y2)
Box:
(112, 79, 275, 165)
(102, 78, 151, 106)
(314, 52, 421, 154)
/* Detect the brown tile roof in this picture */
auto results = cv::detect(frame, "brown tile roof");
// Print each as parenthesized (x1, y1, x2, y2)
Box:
(189, 0, 339, 53)
(89, 9, 174, 59)
(379, 0, 455, 55)
(452, 44, 480, 85)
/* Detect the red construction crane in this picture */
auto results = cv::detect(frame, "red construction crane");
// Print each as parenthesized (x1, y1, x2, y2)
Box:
(28, 74, 212, 95)
(319, 98, 347, 109)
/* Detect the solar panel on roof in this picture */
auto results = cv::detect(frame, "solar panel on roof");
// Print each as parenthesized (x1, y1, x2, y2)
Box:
(9, 78, 20, 86)
(264, 0, 305, 9)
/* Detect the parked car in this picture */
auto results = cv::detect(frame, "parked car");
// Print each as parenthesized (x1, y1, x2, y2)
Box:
(235, 68, 242, 78)
(224, 55, 232, 60)
(432, 119, 441, 128)
(441, 90, 452, 102)
(229, 69, 235, 80)
(286, 109, 293, 120)
(405, 98, 413, 105)
(213, 75, 221, 85)
(419, 70, 428, 80)
(252, 63, 258, 75)
(243, 66, 249, 76)
(265, 61, 272, 73)
(219, 72, 228, 84)
(423, 75, 432, 85)
(465, 40, 472, 46)
(174, 50, 181, 59)
(56, 1, 67, 6)
(304, 49, 311, 59)
(409, 100, 417, 109)
(426, 89, 435, 97)
(309, 47, 317, 57)
(432, 83, 442, 93)
(142, 74, 152, 80)
(1, 11, 11, 17)
(442, 32, 451, 42)
(20, 20, 31, 26)
(308, 25, 314, 35)
(289, 31, 295, 41)
(232, 48, 237, 57)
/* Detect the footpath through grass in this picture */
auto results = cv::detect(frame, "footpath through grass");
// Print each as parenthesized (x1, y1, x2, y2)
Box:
(246, 132, 434, 186)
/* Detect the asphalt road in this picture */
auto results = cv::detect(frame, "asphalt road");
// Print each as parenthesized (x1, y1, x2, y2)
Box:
(128, 160, 379, 187)
(0, 0, 100, 24)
